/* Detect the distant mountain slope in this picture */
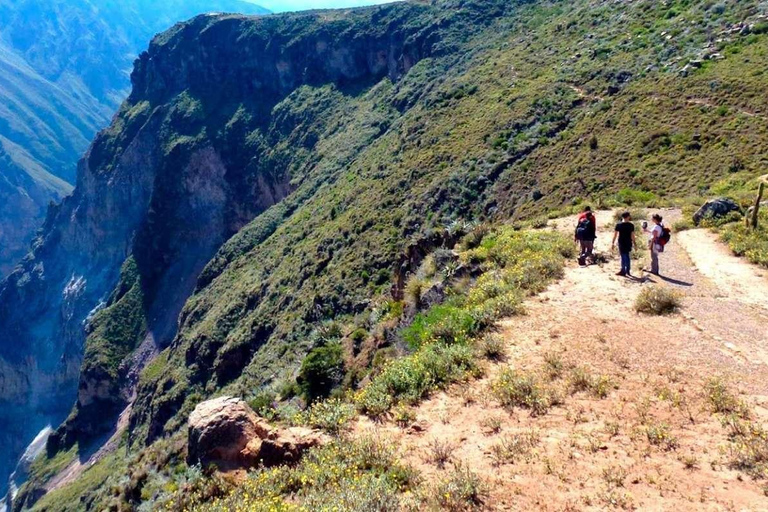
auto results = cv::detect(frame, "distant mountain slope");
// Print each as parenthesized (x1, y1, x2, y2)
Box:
(0, 0, 269, 276)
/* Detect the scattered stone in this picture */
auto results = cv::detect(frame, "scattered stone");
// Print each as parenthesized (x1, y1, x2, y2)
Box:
(187, 396, 328, 470)
(693, 198, 742, 225)
(531, 189, 544, 201)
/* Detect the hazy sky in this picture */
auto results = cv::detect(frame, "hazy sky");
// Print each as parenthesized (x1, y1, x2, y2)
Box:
(254, 0, 398, 12)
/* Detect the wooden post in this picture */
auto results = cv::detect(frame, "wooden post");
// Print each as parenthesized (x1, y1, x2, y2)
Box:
(750, 181, 765, 230)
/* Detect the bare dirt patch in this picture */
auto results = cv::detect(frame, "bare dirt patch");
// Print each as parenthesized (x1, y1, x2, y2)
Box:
(356, 209, 768, 510)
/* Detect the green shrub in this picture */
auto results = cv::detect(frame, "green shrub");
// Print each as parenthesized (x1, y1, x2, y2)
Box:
(195, 436, 417, 511)
(720, 218, 768, 268)
(569, 367, 613, 399)
(722, 417, 768, 479)
(612, 208, 646, 223)
(247, 390, 277, 418)
(645, 422, 679, 451)
(355, 344, 476, 417)
(699, 210, 743, 228)
(403, 305, 477, 348)
(298, 343, 345, 402)
(634, 286, 681, 315)
(293, 398, 356, 435)
(673, 217, 695, 232)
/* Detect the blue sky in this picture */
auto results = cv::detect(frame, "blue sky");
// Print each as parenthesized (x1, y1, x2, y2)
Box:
(253, 0, 398, 13)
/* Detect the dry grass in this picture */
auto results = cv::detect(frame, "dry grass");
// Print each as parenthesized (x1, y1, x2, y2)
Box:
(490, 430, 540, 466)
(634, 285, 681, 315)
(425, 439, 456, 469)
(477, 333, 507, 361)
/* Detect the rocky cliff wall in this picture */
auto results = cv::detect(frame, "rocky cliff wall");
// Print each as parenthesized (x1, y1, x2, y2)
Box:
(0, 1, 449, 495)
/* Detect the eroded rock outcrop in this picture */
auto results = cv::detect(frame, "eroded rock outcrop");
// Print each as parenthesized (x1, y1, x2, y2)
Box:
(187, 397, 327, 470)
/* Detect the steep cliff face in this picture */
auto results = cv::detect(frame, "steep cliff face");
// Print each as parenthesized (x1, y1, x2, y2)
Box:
(0, 0, 270, 277)
(0, 1, 455, 496)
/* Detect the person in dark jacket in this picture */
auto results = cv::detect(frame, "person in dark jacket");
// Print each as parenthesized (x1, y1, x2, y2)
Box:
(574, 206, 597, 266)
(612, 211, 637, 276)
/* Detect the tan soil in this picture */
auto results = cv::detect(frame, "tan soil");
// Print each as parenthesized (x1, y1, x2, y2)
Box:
(356, 209, 768, 511)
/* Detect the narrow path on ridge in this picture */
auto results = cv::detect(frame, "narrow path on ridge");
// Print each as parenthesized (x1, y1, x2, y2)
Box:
(356, 208, 768, 511)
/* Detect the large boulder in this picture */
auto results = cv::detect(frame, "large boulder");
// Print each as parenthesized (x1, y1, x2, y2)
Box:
(693, 198, 742, 225)
(187, 396, 327, 470)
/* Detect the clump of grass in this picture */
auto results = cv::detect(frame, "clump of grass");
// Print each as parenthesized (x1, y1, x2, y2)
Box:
(679, 453, 699, 470)
(459, 223, 491, 251)
(543, 351, 564, 380)
(393, 405, 415, 428)
(673, 217, 695, 232)
(720, 415, 768, 479)
(604, 421, 620, 438)
(433, 462, 485, 511)
(634, 286, 681, 315)
(645, 422, 678, 451)
(569, 367, 613, 399)
(403, 304, 478, 348)
(612, 208, 646, 223)
(699, 210, 744, 228)
(480, 415, 504, 435)
(528, 216, 550, 229)
(491, 368, 558, 416)
(404, 275, 425, 308)
(705, 377, 749, 418)
(597, 487, 634, 509)
(425, 439, 456, 469)
(477, 332, 506, 361)
(601, 465, 627, 488)
(490, 430, 540, 465)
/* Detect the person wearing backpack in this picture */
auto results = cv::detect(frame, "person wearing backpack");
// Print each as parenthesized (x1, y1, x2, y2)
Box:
(574, 206, 597, 266)
(643, 213, 670, 275)
(612, 211, 636, 277)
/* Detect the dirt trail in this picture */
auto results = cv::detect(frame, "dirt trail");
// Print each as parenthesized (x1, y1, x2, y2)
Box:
(357, 209, 768, 511)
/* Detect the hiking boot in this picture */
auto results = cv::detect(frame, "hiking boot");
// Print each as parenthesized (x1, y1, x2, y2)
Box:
(616, 271, 626, 276)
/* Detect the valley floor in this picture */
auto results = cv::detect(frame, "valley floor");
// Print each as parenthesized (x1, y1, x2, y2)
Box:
(356, 209, 768, 510)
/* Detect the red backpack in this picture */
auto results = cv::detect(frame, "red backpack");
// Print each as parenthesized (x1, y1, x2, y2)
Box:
(658, 225, 671, 250)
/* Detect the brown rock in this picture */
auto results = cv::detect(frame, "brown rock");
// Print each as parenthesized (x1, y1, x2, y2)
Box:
(259, 427, 329, 467)
(187, 396, 328, 470)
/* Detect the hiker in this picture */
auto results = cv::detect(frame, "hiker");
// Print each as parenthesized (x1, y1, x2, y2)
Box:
(574, 206, 597, 266)
(612, 211, 636, 276)
(643, 214, 665, 275)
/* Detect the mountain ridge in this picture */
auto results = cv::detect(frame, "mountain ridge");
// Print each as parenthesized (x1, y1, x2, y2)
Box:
(0, 0, 270, 276)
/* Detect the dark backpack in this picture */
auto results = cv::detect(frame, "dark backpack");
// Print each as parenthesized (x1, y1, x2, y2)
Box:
(659, 226, 672, 247)
(575, 216, 593, 240)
